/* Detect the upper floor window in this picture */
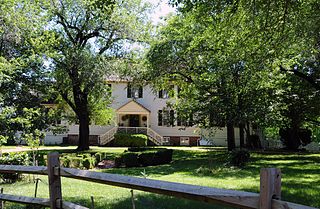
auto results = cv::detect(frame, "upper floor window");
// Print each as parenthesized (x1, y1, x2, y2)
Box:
(158, 90, 169, 99)
(158, 85, 174, 99)
(127, 83, 143, 98)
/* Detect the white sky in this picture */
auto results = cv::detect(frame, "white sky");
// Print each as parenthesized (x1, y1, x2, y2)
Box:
(147, 0, 176, 24)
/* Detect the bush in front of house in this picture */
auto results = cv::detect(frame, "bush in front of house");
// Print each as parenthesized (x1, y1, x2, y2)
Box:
(138, 151, 157, 166)
(59, 153, 97, 169)
(113, 133, 148, 147)
(95, 152, 104, 162)
(115, 148, 173, 167)
(121, 152, 140, 167)
(155, 149, 173, 164)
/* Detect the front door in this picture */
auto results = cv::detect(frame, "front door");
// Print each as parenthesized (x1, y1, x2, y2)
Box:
(129, 115, 140, 127)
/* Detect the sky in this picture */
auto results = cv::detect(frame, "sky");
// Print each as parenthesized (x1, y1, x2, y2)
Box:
(147, 0, 176, 24)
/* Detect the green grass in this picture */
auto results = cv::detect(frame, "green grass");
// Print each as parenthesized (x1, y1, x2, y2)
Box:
(1, 148, 319, 209)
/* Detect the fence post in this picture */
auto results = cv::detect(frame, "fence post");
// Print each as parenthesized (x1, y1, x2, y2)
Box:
(0, 188, 4, 209)
(259, 168, 281, 209)
(48, 152, 62, 209)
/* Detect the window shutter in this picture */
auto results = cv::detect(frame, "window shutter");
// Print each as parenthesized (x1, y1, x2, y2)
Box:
(127, 84, 132, 98)
(139, 86, 143, 98)
(159, 90, 163, 98)
(158, 110, 163, 126)
(170, 110, 175, 126)
(188, 114, 194, 127)
(177, 112, 181, 126)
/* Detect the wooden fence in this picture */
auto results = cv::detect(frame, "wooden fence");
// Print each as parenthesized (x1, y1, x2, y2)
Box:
(0, 152, 317, 209)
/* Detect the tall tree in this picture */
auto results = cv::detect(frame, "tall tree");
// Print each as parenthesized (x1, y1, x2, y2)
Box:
(0, 0, 58, 145)
(146, 2, 275, 150)
(45, 0, 152, 150)
(146, 0, 320, 150)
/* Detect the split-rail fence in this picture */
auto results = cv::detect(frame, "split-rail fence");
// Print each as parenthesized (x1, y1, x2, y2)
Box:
(0, 152, 317, 209)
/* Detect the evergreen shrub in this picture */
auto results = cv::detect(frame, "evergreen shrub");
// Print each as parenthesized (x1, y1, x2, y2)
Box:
(114, 133, 148, 147)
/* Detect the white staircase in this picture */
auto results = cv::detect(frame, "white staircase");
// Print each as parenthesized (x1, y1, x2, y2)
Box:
(98, 127, 118, 145)
(98, 126, 163, 146)
(147, 128, 163, 145)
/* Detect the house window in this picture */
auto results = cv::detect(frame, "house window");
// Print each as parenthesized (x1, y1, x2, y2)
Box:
(158, 85, 174, 99)
(180, 137, 190, 145)
(158, 109, 175, 127)
(127, 84, 143, 98)
(177, 112, 194, 127)
(163, 110, 169, 126)
(163, 136, 170, 144)
(159, 90, 169, 99)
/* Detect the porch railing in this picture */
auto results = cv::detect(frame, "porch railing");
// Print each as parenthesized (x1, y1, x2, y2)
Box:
(117, 127, 148, 134)
(147, 128, 163, 145)
(98, 126, 118, 145)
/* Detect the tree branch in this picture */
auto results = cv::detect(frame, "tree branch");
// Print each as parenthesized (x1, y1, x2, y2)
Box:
(58, 90, 76, 112)
(56, 13, 76, 44)
(280, 65, 320, 91)
(98, 30, 116, 55)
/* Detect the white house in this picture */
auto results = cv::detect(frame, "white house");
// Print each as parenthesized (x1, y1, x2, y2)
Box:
(44, 77, 242, 146)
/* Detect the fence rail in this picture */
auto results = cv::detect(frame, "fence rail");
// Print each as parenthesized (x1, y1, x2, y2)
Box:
(0, 152, 317, 209)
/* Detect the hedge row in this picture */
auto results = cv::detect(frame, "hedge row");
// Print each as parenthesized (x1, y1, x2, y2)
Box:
(113, 133, 148, 147)
(59, 152, 110, 169)
(115, 149, 173, 167)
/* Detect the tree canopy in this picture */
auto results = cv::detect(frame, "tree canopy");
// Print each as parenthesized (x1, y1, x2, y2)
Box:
(146, 0, 320, 150)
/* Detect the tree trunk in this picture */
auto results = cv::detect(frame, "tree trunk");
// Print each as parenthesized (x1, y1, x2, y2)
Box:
(78, 112, 90, 151)
(227, 121, 236, 151)
(245, 122, 251, 146)
(74, 89, 90, 151)
(239, 122, 245, 148)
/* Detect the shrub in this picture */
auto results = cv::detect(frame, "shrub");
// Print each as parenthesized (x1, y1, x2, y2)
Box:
(35, 152, 46, 166)
(138, 152, 156, 166)
(227, 150, 250, 167)
(95, 152, 103, 162)
(60, 156, 70, 167)
(121, 152, 139, 167)
(114, 133, 148, 147)
(156, 149, 173, 164)
(0, 152, 31, 183)
(94, 152, 108, 163)
(114, 156, 123, 167)
(82, 158, 91, 169)
(69, 157, 82, 168)
(116, 148, 173, 167)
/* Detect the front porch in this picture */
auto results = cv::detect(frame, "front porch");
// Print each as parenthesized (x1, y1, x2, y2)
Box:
(116, 100, 151, 128)
(98, 100, 164, 145)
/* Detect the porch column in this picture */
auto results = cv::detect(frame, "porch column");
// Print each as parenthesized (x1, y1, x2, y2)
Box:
(147, 113, 150, 128)
(117, 113, 120, 126)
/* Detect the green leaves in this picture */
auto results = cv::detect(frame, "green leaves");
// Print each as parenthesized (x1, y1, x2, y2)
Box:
(146, 0, 320, 138)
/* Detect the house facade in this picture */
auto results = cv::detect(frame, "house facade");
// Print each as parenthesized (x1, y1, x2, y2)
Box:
(43, 79, 242, 146)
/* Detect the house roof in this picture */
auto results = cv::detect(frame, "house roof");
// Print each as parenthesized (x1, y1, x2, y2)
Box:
(116, 100, 150, 114)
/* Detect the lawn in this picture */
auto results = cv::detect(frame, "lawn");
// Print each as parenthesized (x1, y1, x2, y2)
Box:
(1, 147, 319, 209)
